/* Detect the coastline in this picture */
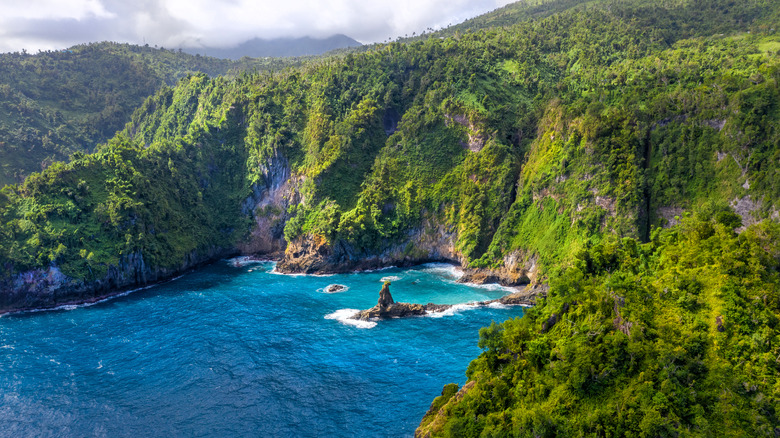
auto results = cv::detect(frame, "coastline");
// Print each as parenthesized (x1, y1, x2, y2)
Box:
(0, 248, 244, 316)
(1, 254, 539, 316)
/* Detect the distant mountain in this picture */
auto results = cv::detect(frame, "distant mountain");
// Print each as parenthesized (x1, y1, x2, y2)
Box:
(183, 34, 362, 60)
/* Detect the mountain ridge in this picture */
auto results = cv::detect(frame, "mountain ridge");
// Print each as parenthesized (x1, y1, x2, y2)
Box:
(182, 34, 362, 60)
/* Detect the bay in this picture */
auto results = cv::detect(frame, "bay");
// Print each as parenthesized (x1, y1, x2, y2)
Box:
(0, 260, 524, 437)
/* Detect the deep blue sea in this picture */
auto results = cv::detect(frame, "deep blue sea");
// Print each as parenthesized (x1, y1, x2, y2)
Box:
(0, 260, 525, 437)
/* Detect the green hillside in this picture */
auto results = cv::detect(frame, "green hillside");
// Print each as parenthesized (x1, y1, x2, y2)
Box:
(0, 42, 300, 186)
(418, 215, 780, 436)
(1, 0, 779, 434)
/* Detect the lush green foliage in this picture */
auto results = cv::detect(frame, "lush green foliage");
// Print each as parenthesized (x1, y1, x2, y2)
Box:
(1, 0, 780, 434)
(0, 42, 299, 186)
(2, 0, 779, 283)
(418, 213, 780, 436)
(0, 75, 252, 279)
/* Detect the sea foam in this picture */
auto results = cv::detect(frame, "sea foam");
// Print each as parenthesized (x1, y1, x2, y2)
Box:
(3, 280, 174, 316)
(418, 263, 464, 280)
(324, 309, 377, 329)
(426, 303, 479, 318)
(226, 256, 266, 268)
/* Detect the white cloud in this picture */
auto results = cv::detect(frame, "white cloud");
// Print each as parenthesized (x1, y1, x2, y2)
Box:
(2, 0, 113, 20)
(0, 0, 515, 53)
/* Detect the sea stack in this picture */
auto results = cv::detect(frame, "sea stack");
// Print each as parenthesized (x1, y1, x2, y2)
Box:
(377, 281, 394, 307)
(351, 282, 427, 320)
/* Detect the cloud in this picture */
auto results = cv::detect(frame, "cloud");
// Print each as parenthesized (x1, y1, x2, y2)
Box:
(0, 0, 515, 53)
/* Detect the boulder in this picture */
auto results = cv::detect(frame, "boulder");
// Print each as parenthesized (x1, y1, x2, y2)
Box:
(324, 284, 347, 293)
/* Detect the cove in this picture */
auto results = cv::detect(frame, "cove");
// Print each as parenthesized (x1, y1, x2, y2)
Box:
(0, 260, 525, 437)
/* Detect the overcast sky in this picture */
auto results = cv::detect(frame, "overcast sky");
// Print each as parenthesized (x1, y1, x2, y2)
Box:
(0, 0, 515, 53)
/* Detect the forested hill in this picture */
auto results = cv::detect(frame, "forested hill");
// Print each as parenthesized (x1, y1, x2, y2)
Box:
(1, 0, 780, 433)
(0, 42, 301, 186)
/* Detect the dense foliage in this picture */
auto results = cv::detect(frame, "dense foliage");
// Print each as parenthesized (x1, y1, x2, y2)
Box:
(2, 0, 779, 281)
(0, 42, 300, 186)
(418, 212, 780, 436)
(1, 1, 780, 432)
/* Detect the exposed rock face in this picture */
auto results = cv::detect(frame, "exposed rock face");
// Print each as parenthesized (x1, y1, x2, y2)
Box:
(0, 247, 233, 315)
(716, 315, 726, 332)
(458, 251, 536, 286)
(732, 195, 761, 232)
(445, 113, 487, 153)
(0, 154, 296, 315)
(459, 268, 530, 287)
(657, 206, 685, 228)
(277, 217, 460, 274)
(0, 148, 536, 313)
(237, 152, 298, 256)
(497, 283, 546, 305)
(378, 281, 394, 306)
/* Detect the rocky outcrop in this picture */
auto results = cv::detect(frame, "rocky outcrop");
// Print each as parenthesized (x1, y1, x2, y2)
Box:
(275, 222, 544, 290)
(350, 281, 541, 322)
(0, 246, 233, 315)
(445, 113, 487, 153)
(458, 268, 530, 287)
(657, 206, 685, 228)
(458, 250, 537, 286)
(276, 217, 460, 274)
(351, 282, 430, 320)
(731, 195, 761, 232)
(0, 146, 536, 313)
(497, 283, 546, 305)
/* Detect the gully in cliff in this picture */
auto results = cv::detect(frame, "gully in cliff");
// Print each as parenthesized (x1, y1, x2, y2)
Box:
(349, 281, 541, 322)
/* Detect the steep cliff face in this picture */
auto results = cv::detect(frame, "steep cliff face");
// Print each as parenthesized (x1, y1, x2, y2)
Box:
(0, 247, 232, 314)
(237, 153, 299, 257)
(458, 250, 536, 287)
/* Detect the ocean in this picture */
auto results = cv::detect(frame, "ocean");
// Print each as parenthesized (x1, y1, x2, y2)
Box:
(0, 260, 525, 437)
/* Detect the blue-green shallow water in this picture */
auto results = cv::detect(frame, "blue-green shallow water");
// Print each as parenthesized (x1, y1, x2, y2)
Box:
(0, 260, 524, 437)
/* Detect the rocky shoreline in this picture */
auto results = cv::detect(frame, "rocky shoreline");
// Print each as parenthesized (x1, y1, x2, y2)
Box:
(0, 247, 237, 315)
(1, 247, 539, 315)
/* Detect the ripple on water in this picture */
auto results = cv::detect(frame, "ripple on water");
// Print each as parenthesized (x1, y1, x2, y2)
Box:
(0, 262, 524, 437)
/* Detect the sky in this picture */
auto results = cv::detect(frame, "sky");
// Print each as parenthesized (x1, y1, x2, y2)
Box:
(0, 0, 515, 53)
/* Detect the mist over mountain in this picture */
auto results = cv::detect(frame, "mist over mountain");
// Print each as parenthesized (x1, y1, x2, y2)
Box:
(182, 34, 362, 59)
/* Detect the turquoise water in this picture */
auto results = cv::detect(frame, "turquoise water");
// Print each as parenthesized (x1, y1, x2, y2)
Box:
(0, 260, 524, 437)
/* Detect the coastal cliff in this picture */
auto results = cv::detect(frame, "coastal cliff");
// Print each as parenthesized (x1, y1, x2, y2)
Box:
(2, 0, 779, 321)
(0, 247, 232, 314)
(276, 217, 460, 274)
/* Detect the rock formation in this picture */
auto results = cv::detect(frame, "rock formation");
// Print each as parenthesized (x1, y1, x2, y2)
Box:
(351, 282, 430, 320)
(324, 284, 347, 293)
(350, 281, 541, 322)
